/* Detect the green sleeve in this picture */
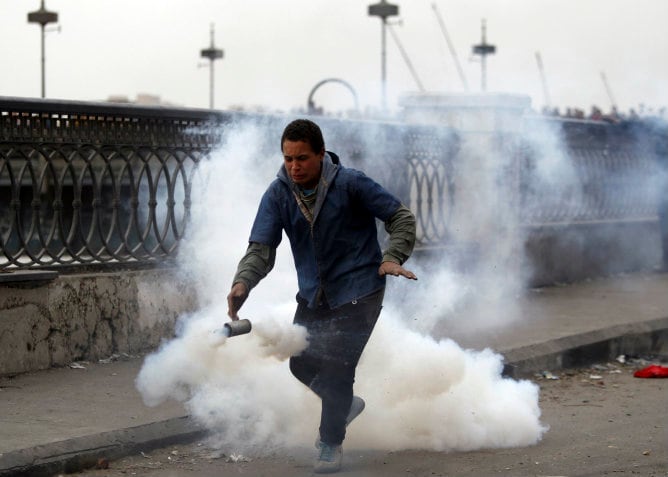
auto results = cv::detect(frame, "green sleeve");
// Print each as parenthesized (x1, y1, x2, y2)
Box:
(232, 242, 276, 290)
(382, 204, 416, 265)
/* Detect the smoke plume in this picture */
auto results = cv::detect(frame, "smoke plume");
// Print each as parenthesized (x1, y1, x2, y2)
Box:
(135, 117, 547, 456)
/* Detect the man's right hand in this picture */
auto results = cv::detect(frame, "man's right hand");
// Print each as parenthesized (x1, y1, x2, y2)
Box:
(226, 282, 249, 320)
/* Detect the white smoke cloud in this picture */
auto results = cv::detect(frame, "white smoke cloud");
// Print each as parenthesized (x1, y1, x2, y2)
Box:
(135, 117, 547, 457)
(354, 311, 544, 451)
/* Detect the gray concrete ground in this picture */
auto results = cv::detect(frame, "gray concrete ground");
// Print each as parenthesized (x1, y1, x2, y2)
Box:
(1, 272, 667, 476)
(54, 364, 668, 477)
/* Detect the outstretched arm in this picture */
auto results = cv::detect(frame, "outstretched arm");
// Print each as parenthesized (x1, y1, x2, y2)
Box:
(380, 204, 418, 280)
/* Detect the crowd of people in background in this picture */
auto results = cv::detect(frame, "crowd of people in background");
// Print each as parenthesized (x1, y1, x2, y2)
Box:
(225, 101, 667, 125)
(540, 104, 666, 123)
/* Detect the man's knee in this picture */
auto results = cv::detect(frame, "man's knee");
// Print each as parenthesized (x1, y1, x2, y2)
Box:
(290, 355, 322, 389)
(289, 356, 306, 381)
(319, 361, 356, 390)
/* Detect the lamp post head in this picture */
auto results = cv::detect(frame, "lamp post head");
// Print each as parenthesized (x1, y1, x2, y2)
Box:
(472, 18, 496, 56)
(200, 24, 223, 61)
(28, 1, 58, 26)
(368, 0, 399, 20)
(200, 48, 223, 61)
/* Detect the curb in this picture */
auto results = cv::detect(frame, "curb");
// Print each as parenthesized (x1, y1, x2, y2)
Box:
(0, 417, 206, 477)
(502, 316, 668, 378)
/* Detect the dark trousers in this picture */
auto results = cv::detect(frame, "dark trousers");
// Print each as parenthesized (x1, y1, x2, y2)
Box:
(289, 288, 384, 445)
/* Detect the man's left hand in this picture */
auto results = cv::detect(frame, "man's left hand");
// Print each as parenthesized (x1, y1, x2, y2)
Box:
(378, 261, 418, 280)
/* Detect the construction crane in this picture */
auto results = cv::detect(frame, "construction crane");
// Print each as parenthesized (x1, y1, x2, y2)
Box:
(387, 24, 426, 92)
(535, 51, 551, 109)
(431, 2, 469, 91)
(600, 72, 617, 109)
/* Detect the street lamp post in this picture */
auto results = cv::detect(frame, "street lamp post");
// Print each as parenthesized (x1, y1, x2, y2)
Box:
(472, 19, 496, 92)
(368, 0, 399, 112)
(200, 24, 224, 109)
(27, 0, 58, 98)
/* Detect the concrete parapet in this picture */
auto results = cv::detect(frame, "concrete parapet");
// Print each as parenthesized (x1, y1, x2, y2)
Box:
(524, 221, 663, 286)
(0, 269, 198, 376)
(399, 92, 531, 133)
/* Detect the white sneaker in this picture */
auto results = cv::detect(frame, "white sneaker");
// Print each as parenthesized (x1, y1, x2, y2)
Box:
(315, 396, 365, 448)
(313, 442, 342, 474)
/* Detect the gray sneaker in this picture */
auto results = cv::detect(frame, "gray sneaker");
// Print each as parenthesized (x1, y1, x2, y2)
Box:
(315, 396, 365, 448)
(314, 442, 342, 474)
(346, 395, 366, 425)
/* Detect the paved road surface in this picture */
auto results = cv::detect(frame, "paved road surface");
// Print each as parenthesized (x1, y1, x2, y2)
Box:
(65, 361, 668, 477)
(2, 272, 666, 477)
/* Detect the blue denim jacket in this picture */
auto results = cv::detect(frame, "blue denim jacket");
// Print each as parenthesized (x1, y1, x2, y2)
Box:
(248, 152, 401, 309)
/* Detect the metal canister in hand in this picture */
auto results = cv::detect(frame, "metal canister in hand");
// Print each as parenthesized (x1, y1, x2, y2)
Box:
(223, 318, 252, 337)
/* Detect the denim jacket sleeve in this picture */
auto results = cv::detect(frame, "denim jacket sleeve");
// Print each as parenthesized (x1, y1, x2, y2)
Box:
(248, 181, 284, 248)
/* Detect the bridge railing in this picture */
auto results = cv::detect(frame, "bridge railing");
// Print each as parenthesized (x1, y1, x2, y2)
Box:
(1, 96, 665, 274)
(519, 117, 665, 226)
(0, 98, 460, 271)
(0, 97, 223, 269)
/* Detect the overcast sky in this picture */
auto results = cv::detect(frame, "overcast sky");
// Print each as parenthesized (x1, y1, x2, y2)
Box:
(1, 0, 667, 115)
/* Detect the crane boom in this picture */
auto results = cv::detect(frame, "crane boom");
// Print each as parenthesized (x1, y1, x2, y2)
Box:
(600, 72, 617, 108)
(431, 3, 469, 91)
(535, 51, 551, 108)
(387, 23, 426, 92)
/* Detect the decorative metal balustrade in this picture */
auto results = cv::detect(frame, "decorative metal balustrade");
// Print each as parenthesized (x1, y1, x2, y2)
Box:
(519, 117, 665, 226)
(1, 96, 665, 272)
(316, 118, 459, 245)
(0, 99, 461, 270)
(403, 127, 458, 244)
(0, 97, 222, 269)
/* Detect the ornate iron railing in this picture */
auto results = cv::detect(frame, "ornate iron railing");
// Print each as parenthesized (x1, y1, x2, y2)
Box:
(1, 96, 665, 271)
(519, 117, 664, 226)
(0, 98, 461, 270)
(404, 127, 458, 244)
(0, 97, 222, 269)
(316, 118, 459, 245)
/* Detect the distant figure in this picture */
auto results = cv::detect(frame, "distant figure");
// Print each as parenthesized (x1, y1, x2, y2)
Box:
(589, 105, 603, 121)
(603, 106, 621, 124)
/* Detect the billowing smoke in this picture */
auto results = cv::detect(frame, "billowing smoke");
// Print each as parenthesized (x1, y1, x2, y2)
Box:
(136, 116, 547, 456)
(518, 114, 667, 284)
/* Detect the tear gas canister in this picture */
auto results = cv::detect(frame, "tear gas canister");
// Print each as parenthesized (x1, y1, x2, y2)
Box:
(222, 318, 252, 337)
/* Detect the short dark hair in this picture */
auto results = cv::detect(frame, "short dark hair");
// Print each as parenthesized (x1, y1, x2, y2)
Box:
(280, 119, 325, 154)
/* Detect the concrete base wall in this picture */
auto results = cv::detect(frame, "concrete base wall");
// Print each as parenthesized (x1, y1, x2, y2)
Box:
(524, 221, 663, 286)
(412, 221, 663, 288)
(0, 269, 198, 376)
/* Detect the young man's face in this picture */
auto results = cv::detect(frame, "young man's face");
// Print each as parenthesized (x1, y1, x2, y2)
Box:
(282, 139, 324, 189)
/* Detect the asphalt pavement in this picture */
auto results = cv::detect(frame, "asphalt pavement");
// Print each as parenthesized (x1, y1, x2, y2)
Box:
(1, 271, 667, 477)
